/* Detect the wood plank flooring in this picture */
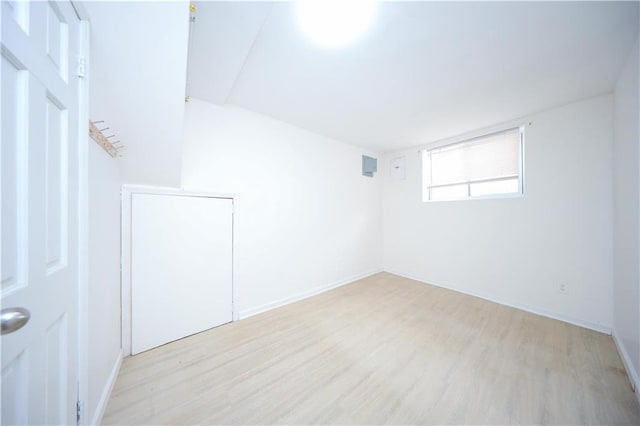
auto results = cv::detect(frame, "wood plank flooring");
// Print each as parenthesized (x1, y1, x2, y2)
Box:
(102, 272, 640, 425)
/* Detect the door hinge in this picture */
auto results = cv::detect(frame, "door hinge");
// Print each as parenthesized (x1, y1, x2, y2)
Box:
(76, 56, 86, 78)
(76, 400, 83, 425)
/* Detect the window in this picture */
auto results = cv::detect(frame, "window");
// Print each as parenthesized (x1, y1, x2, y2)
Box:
(422, 127, 523, 202)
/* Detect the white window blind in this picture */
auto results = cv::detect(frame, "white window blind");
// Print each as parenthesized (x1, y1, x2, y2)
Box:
(423, 127, 523, 201)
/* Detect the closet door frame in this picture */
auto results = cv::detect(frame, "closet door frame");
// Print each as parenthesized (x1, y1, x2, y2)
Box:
(120, 185, 236, 357)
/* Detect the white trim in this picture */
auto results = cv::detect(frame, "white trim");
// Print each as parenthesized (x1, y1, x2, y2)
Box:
(427, 174, 519, 190)
(612, 328, 640, 404)
(518, 125, 526, 196)
(239, 268, 383, 319)
(231, 196, 239, 321)
(425, 126, 521, 154)
(120, 188, 132, 356)
(409, 120, 531, 155)
(90, 349, 123, 426)
(70, 0, 91, 21)
(122, 184, 235, 200)
(76, 16, 91, 426)
(423, 190, 524, 204)
(384, 269, 611, 335)
(120, 185, 237, 356)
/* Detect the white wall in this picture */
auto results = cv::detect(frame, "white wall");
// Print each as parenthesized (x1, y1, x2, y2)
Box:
(383, 95, 614, 332)
(613, 35, 640, 390)
(84, 10, 128, 419)
(181, 99, 383, 315)
(85, 1, 189, 186)
(87, 141, 122, 423)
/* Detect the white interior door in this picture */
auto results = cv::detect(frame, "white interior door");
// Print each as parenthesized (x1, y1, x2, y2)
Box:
(131, 194, 233, 355)
(1, 1, 81, 425)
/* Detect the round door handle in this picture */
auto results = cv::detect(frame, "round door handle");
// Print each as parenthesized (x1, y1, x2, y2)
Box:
(1, 308, 30, 335)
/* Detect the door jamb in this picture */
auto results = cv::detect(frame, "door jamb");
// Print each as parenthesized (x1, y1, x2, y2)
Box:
(73, 0, 91, 423)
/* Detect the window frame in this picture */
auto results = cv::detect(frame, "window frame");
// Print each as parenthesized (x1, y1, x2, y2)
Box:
(422, 126, 525, 202)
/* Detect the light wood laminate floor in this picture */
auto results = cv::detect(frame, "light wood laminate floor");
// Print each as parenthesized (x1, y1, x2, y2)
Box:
(103, 272, 640, 425)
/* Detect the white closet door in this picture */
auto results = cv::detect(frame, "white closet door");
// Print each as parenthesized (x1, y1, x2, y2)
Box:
(131, 194, 233, 355)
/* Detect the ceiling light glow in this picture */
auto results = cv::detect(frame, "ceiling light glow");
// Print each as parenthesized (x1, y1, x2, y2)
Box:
(296, 0, 377, 48)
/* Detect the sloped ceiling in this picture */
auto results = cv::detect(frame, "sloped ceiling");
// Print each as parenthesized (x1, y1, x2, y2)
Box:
(187, 1, 639, 152)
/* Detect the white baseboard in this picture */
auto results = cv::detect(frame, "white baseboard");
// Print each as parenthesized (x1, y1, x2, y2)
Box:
(612, 328, 640, 404)
(239, 268, 384, 319)
(90, 348, 123, 426)
(384, 269, 611, 335)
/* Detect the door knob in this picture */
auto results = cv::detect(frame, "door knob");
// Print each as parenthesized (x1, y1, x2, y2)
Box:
(1, 308, 30, 335)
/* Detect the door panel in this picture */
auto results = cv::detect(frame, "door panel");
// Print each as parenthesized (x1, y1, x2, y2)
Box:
(1, 349, 28, 426)
(46, 1, 69, 81)
(1, 55, 27, 295)
(45, 94, 69, 274)
(44, 314, 67, 425)
(131, 194, 233, 355)
(1, 1, 81, 424)
(6, 0, 29, 33)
